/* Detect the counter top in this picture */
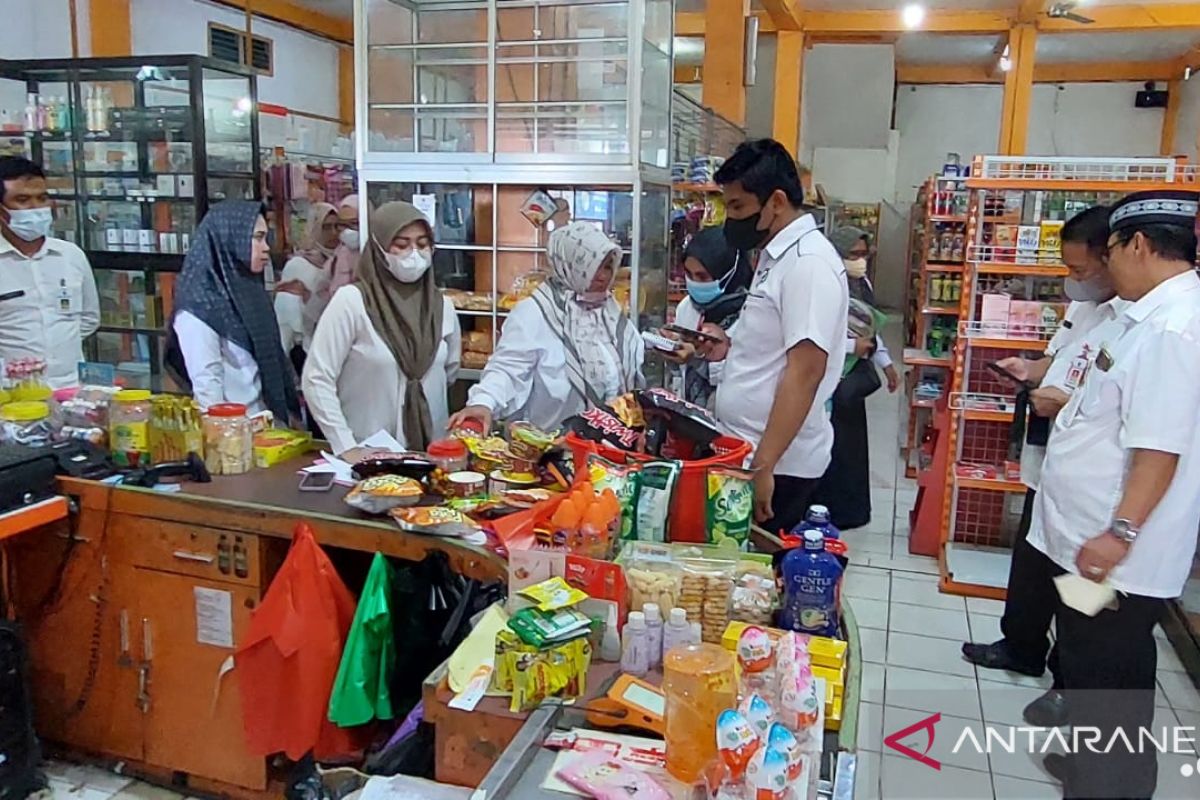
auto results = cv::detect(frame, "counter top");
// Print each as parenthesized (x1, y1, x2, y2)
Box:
(57, 458, 508, 583)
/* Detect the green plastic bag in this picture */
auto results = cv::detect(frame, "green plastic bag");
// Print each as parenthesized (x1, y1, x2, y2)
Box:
(328, 552, 396, 727)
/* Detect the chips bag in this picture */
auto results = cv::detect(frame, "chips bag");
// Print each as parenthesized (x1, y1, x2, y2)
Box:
(565, 407, 642, 451)
(706, 467, 755, 549)
(343, 474, 423, 514)
(634, 461, 680, 543)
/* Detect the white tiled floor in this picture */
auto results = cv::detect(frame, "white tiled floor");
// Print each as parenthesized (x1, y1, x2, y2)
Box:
(850, 322, 1200, 799)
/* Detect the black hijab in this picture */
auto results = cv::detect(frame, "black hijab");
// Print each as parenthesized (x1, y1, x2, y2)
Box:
(683, 227, 753, 329)
(165, 200, 299, 424)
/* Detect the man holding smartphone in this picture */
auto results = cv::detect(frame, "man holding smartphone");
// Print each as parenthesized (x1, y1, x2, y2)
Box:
(962, 205, 1129, 726)
(699, 140, 848, 533)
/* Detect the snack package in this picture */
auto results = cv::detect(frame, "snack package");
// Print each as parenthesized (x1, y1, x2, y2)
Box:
(625, 565, 682, 617)
(767, 723, 804, 782)
(508, 606, 593, 648)
(518, 576, 589, 612)
(716, 709, 761, 781)
(587, 455, 639, 539)
(343, 474, 423, 514)
(606, 393, 646, 430)
(679, 565, 735, 645)
(706, 467, 755, 549)
(390, 505, 481, 537)
(508, 420, 558, 460)
(745, 747, 790, 800)
(556, 751, 671, 800)
(730, 563, 778, 626)
(566, 408, 641, 451)
(520, 188, 559, 227)
(636, 388, 722, 447)
(634, 461, 680, 543)
(493, 629, 591, 711)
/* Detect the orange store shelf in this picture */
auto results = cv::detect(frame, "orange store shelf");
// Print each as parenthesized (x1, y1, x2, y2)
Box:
(955, 476, 1026, 493)
(973, 262, 1069, 277)
(0, 496, 69, 543)
(964, 337, 1049, 352)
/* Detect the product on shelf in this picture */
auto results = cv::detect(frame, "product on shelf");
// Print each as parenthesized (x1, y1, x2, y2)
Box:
(203, 403, 253, 475)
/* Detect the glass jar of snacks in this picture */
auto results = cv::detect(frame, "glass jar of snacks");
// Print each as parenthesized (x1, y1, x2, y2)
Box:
(1, 401, 52, 447)
(203, 403, 253, 475)
(110, 389, 153, 467)
(150, 395, 204, 463)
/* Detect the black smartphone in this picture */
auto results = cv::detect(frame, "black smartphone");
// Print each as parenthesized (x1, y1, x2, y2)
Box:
(663, 323, 722, 345)
(298, 471, 338, 492)
(986, 361, 1035, 390)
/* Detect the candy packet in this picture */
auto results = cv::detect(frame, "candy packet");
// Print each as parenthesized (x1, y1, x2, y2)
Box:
(390, 505, 480, 537)
(565, 407, 642, 451)
(706, 467, 755, 549)
(556, 751, 671, 800)
(587, 455, 639, 539)
(508, 606, 593, 648)
(518, 576, 589, 611)
(633, 461, 680, 543)
(343, 474, 423, 514)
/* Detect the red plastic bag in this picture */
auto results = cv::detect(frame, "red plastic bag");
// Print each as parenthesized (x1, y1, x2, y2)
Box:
(236, 522, 369, 760)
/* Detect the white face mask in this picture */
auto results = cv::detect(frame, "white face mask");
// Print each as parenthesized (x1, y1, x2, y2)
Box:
(843, 257, 868, 279)
(3, 206, 53, 242)
(339, 228, 360, 250)
(384, 248, 432, 283)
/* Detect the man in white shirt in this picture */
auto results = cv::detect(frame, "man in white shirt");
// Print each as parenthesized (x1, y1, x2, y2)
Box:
(702, 140, 848, 533)
(0, 156, 99, 389)
(962, 206, 1126, 728)
(1026, 191, 1200, 799)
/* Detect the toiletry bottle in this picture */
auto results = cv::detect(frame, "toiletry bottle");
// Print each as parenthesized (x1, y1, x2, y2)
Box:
(778, 529, 845, 637)
(688, 621, 702, 646)
(620, 610, 649, 677)
(599, 604, 621, 662)
(643, 603, 664, 669)
(662, 607, 691, 658)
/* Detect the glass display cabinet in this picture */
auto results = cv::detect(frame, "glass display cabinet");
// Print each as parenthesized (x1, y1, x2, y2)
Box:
(357, 0, 673, 390)
(0, 55, 261, 389)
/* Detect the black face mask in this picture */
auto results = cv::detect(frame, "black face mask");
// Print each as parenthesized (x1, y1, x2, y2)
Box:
(723, 210, 770, 252)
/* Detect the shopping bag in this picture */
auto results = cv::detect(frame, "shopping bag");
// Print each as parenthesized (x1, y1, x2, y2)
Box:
(328, 552, 396, 727)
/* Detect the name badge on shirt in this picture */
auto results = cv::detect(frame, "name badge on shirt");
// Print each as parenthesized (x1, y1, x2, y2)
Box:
(1064, 344, 1092, 391)
(57, 282, 73, 313)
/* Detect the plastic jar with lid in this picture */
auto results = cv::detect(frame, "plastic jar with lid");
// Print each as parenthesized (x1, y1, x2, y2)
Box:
(427, 438, 469, 493)
(1, 401, 52, 447)
(110, 389, 153, 467)
(203, 403, 253, 475)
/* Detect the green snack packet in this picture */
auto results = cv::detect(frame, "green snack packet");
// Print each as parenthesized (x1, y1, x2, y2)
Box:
(587, 453, 640, 539)
(707, 466, 755, 549)
(508, 606, 593, 648)
(634, 461, 681, 543)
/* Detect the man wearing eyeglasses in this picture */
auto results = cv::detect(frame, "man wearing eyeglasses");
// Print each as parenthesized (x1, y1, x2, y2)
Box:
(1024, 190, 1200, 799)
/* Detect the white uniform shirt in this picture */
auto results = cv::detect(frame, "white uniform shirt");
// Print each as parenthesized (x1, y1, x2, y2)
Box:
(714, 214, 849, 479)
(0, 235, 99, 388)
(1019, 297, 1131, 489)
(274, 255, 332, 352)
(670, 296, 729, 401)
(1028, 271, 1200, 598)
(173, 311, 268, 416)
(467, 297, 646, 432)
(302, 287, 460, 454)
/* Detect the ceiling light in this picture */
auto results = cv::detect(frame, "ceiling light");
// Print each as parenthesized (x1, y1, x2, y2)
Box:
(902, 4, 926, 29)
(999, 43, 1013, 72)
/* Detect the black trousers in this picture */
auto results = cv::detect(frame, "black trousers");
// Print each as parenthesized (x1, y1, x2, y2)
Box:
(814, 393, 872, 530)
(997, 488, 1062, 685)
(762, 475, 820, 536)
(1052, 554, 1165, 800)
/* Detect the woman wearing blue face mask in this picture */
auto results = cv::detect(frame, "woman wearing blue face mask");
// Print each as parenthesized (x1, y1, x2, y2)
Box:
(661, 227, 753, 408)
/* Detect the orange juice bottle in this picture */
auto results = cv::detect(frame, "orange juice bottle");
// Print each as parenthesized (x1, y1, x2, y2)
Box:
(663, 642, 736, 784)
(550, 500, 581, 549)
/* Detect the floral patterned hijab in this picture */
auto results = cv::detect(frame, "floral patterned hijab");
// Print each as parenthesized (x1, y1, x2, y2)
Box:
(295, 202, 337, 268)
(530, 222, 641, 407)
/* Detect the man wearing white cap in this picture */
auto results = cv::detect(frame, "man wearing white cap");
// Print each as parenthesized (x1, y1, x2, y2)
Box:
(1027, 190, 1200, 799)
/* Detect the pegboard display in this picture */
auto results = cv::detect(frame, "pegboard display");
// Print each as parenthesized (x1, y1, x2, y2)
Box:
(952, 486, 1024, 549)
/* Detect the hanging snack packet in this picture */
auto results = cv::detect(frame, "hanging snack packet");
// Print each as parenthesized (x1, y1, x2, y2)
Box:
(706, 466, 755, 549)
(565, 408, 642, 451)
(587, 455, 640, 540)
(633, 461, 681, 543)
(518, 576, 589, 612)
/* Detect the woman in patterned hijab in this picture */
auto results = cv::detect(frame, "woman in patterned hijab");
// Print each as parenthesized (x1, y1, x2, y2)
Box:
(166, 200, 300, 424)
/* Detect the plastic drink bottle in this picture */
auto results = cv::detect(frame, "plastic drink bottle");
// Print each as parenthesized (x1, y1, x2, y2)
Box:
(643, 603, 664, 669)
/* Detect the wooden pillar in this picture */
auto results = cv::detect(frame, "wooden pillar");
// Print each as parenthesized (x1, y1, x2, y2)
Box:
(773, 31, 805, 157)
(998, 24, 1037, 155)
(338, 46, 354, 131)
(702, 0, 749, 126)
(1160, 78, 1183, 155)
(89, 0, 132, 57)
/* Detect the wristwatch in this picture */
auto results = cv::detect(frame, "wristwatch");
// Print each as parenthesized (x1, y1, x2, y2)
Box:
(1110, 518, 1140, 544)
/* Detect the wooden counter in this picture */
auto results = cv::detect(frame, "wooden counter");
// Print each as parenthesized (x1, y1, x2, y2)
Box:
(4, 461, 508, 798)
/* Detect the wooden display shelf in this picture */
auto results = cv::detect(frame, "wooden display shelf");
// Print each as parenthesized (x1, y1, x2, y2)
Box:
(973, 262, 1068, 277)
(903, 347, 952, 367)
(921, 306, 959, 315)
(0, 496, 69, 542)
(672, 181, 720, 193)
(925, 263, 964, 273)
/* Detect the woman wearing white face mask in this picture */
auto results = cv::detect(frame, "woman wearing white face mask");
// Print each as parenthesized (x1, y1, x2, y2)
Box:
(447, 222, 644, 433)
(302, 201, 460, 455)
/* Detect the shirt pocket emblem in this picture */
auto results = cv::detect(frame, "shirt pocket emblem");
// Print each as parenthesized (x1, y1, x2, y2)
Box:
(1095, 346, 1115, 372)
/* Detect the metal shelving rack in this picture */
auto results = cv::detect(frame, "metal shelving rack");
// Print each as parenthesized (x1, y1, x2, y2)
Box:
(0, 55, 261, 390)
(355, 0, 673, 391)
(934, 154, 1200, 599)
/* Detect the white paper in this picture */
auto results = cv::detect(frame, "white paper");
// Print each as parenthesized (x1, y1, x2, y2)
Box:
(412, 193, 437, 226)
(1054, 573, 1117, 617)
(194, 586, 234, 648)
(302, 429, 407, 485)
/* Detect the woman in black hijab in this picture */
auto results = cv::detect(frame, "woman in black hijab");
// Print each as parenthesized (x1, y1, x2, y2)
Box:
(166, 200, 300, 425)
(662, 227, 753, 408)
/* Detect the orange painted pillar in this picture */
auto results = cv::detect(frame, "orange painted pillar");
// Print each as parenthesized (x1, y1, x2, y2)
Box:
(998, 25, 1037, 155)
(773, 31, 805, 157)
(90, 0, 132, 57)
(702, 0, 748, 126)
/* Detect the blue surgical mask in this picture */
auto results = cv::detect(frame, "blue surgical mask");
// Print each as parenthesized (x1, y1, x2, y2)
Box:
(686, 276, 723, 305)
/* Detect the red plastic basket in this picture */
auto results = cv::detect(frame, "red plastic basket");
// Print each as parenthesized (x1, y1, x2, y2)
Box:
(565, 432, 753, 543)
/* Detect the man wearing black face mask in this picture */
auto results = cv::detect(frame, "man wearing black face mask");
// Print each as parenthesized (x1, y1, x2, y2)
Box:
(699, 140, 848, 533)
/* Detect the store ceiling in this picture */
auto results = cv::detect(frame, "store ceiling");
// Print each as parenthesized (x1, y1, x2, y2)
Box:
(288, 0, 353, 19)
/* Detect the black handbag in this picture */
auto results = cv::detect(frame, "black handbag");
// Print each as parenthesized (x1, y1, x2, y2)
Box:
(834, 357, 882, 404)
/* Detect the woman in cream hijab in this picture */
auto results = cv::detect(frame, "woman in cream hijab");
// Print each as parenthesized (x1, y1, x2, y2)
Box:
(275, 202, 338, 361)
(302, 201, 460, 455)
(448, 221, 644, 432)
